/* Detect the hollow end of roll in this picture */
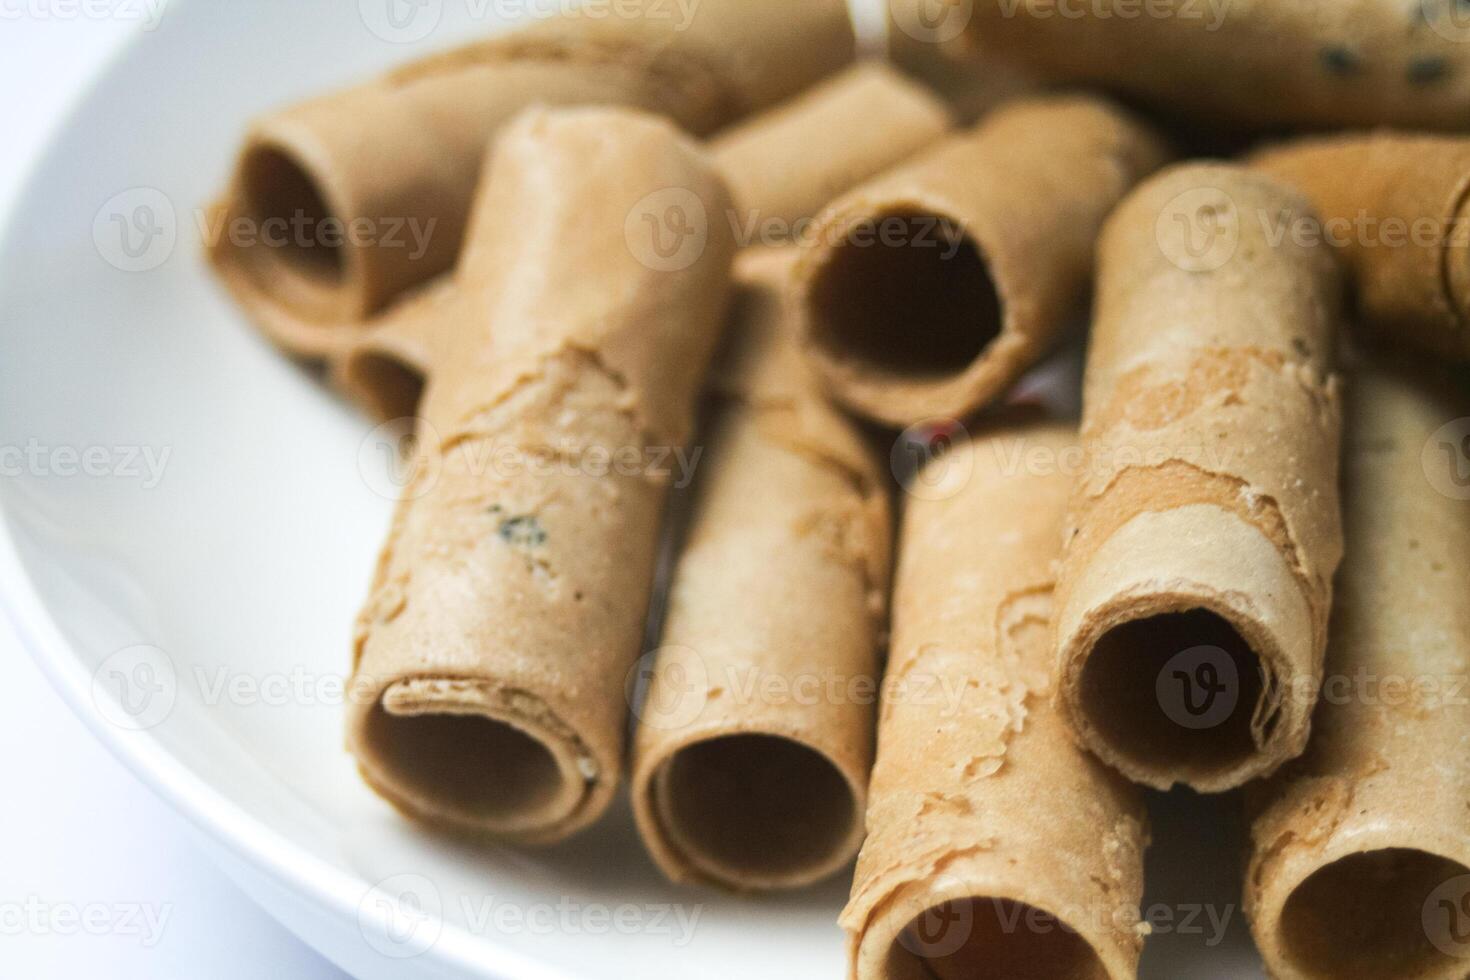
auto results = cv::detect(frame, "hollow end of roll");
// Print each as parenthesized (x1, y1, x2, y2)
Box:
(643, 733, 863, 890)
(1270, 847, 1470, 980)
(873, 895, 1115, 980)
(339, 348, 427, 424)
(1077, 608, 1271, 784)
(358, 681, 596, 842)
(232, 142, 359, 317)
(803, 207, 1004, 425)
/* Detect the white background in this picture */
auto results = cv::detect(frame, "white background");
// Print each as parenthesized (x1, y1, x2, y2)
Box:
(0, 13, 347, 980)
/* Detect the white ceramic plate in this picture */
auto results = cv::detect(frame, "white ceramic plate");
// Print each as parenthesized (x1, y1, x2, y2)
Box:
(0, 2, 1265, 977)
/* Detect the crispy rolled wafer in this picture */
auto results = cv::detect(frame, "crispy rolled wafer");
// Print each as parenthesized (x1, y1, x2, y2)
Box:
(791, 95, 1170, 429)
(210, 0, 853, 359)
(1056, 164, 1345, 793)
(630, 247, 891, 891)
(844, 425, 1148, 980)
(1244, 361, 1470, 980)
(959, 0, 1470, 132)
(336, 64, 950, 424)
(1254, 134, 1470, 361)
(345, 107, 737, 843)
(711, 63, 951, 235)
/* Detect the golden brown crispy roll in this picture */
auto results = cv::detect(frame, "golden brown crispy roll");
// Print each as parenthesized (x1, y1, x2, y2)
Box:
(791, 95, 1169, 429)
(1245, 361, 1470, 980)
(886, 0, 1038, 123)
(844, 425, 1148, 980)
(210, 0, 853, 359)
(1055, 163, 1345, 793)
(959, 0, 1470, 132)
(345, 107, 736, 843)
(629, 247, 891, 891)
(1254, 133, 1470, 361)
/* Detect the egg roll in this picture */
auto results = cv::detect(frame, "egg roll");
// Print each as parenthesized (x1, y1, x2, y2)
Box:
(844, 424, 1148, 980)
(1056, 163, 1345, 793)
(345, 107, 736, 843)
(629, 247, 891, 891)
(791, 95, 1169, 428)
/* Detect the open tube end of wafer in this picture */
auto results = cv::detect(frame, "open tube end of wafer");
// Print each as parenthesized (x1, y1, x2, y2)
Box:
(354, 678, 607, 844)
(855, 880, 1127, 980)
(633, 732, 866, 891)
(1057, 505, 1317, 793)
(797, 203, 1022, 428)
(1253, 836, 1470, 980)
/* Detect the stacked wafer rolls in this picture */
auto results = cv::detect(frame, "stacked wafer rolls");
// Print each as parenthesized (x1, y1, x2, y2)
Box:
(1055, 163, 1345, 793)
(958, 0, 1470, 132)
(334, 61, 953, 424)
(1254, 133, 1470, 361)
(630, 247, 892, 892)
(844, 425, 1148, 980)
(345, 107, 736, 843)
(1245, 361, 1470, 980)
(791, 95, 1171, 429)
(209, 0, 853, 359)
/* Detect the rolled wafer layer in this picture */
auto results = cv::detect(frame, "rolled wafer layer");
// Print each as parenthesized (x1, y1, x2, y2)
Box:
(210, 0, 853, 358)
(844, 426, 1147, 980)
(336, 63, 949, 424)
(1254, 134, 1470, 360)
(345, 107, 736, 843)
(960, 0, 1470, 132)
(711, 63, 951, 236)
(630, 247, 891, 891)
(792, 95, 1170, 428)
(1245, 362, 1470, 980)
(1056, 164, 1345, 792)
